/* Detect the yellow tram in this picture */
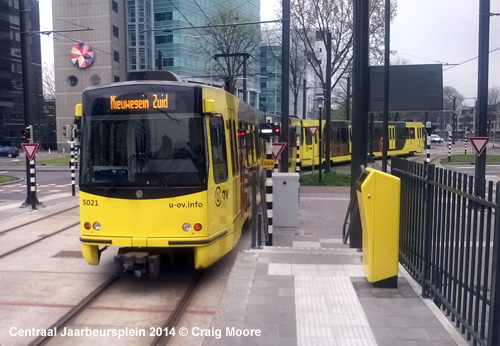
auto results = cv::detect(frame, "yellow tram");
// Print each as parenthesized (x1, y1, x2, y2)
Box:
(77, 79, 264, 276)
(299, 120, 424, 168)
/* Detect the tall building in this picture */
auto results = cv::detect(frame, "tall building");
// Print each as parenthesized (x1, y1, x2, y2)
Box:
(52, 0, 127, 151)
(259, 30, 319, 118)
(259, 45, 281, 114)
(126, 0, 154, 71)
(0, 0, 43, 148)
(148, 0, 260, 81)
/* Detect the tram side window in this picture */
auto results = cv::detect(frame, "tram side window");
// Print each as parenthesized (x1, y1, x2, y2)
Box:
(210, 116, 228, 183)
(408, 127, 415, 139)
(305, 129, 312, 145)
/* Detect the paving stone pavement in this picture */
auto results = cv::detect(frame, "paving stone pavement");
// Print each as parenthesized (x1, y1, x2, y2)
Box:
(205, 186, 470, 346)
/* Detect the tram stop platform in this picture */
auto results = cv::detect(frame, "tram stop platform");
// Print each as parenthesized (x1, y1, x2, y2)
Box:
(207, 186, 469, 346)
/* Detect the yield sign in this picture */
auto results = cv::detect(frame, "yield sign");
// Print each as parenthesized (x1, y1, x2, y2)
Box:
(307, 126, 319, 136)
(21, 143, 39, 161)
(272, 142, 287, 161)
(469, 137, 490, 156)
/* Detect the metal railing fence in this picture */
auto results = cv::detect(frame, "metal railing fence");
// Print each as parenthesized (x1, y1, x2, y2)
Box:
(392, 157, 500, 346)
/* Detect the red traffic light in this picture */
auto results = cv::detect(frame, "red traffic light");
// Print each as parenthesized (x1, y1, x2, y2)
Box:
(21, 128, 31, 138)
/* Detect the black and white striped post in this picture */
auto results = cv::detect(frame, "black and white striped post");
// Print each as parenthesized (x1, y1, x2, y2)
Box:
(493, 131, 495, 148)
(265, 139, 273, 246)
(295, 129, 301, 174)
(273, 124, 279, 173)
(21, 141, 42, 209)
(70, 141, 76, 196)
(465, 128, 469, 155)
(448, 131, 451, 162)
(425, 121, 432, 165)
(29, 158, 37, 209)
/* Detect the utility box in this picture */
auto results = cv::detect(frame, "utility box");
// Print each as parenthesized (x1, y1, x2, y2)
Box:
(273, 173, 300, 227)
(356, 167, 400, 288)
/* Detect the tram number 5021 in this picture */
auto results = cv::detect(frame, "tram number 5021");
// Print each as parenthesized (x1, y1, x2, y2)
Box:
(82, 199, 99, 207)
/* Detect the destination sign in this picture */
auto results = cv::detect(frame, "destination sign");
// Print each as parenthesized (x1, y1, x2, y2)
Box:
(110, 93, 169, 110)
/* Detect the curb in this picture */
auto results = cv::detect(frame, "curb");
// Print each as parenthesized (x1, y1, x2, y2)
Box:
(0, 177, 23, 186)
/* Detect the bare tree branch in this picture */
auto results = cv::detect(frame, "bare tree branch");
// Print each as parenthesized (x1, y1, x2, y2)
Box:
(291, 0, 398, 104)
(42, 63, 56, 99)
(200, 7, 261, 94)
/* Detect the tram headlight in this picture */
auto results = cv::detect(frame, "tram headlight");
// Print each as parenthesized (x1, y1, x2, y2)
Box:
(182, 223, 192, 232)
(93, 222, 101, 231)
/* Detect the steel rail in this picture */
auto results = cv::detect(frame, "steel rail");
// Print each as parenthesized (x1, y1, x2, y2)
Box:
(0, 205, 78, 236)
(0, 221, 79, 260)
(27, 275, 119, 346)
(151, 271, 204, 346)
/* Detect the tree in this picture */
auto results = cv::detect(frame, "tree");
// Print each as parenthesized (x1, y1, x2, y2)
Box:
(487, 86, 500, 133)
(489, 86, 500, 105)
(332, 77, 350, 118)
(442, 86, 464, 134)
(443, 86, 464, 110)
(42, 63, 56, 99)
(291, 0, 398, 104)
(202, 7, 261, 95)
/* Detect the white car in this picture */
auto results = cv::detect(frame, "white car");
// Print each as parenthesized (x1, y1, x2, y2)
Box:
(430, 134, 444, 144)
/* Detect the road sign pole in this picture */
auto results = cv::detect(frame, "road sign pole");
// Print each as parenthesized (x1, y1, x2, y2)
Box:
(21, 142, 42, 209)
(295, 132, 301, 174)
(465, 130, 468, 155)
(312, 141, 315, 174)
(448, 131, 451, 162)
(265, 139, 273, 246)
(71, 141, 76, 196)
(30, 158, 36, 210)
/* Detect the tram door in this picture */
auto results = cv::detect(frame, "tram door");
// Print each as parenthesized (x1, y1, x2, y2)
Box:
(303, 127, 316, 167)
(348, 126, 352, 153)
(229, 117, 241, 222)
(388, 126, 396, 150)
(207, 115, 231, 239)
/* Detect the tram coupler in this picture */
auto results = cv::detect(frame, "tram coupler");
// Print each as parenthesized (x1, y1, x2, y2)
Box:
(114, 252, 160, 278)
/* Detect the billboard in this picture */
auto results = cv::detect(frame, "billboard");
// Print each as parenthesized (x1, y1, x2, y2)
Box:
(369, 64, 443, 112)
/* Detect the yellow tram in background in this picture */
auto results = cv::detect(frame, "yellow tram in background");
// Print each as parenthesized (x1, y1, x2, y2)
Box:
(77, 79, 266, 276)
(299, 120, 424, 168)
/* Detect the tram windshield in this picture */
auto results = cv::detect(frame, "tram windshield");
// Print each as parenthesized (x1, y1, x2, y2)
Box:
(80, 86, 206, 197)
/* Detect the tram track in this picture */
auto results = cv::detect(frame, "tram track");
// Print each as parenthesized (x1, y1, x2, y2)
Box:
(0, 206, 79, 260)
(27, 275, 120, 346)
(23, 268, 205, 346)
(0, 205, 78, 236)
(0, 221, 79, 260)
(151, 270, 204, 346)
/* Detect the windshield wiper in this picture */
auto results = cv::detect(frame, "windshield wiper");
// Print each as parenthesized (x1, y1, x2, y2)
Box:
(138, 153, 174, 196)
(105, 153, 137, 197)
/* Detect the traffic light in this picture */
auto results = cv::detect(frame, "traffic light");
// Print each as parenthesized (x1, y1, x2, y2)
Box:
(259, 122, 281, 139)
(20, 125, 33, 142)
(21, 127, 30, 138)
(62, 125, 72, 138)
(273, 124, 280, 135)
(71, 124, 81, 140)
(258, 123, 274, 139)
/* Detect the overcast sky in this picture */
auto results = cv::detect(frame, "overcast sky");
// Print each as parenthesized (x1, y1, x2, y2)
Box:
(261, 0, 500, 107)
(40, 0, 500, 107)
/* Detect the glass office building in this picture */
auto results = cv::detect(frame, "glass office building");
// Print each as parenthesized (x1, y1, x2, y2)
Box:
(127, 0, 260, 83)
(259, 45, 281, 114)
(0, 0, 42, 148)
